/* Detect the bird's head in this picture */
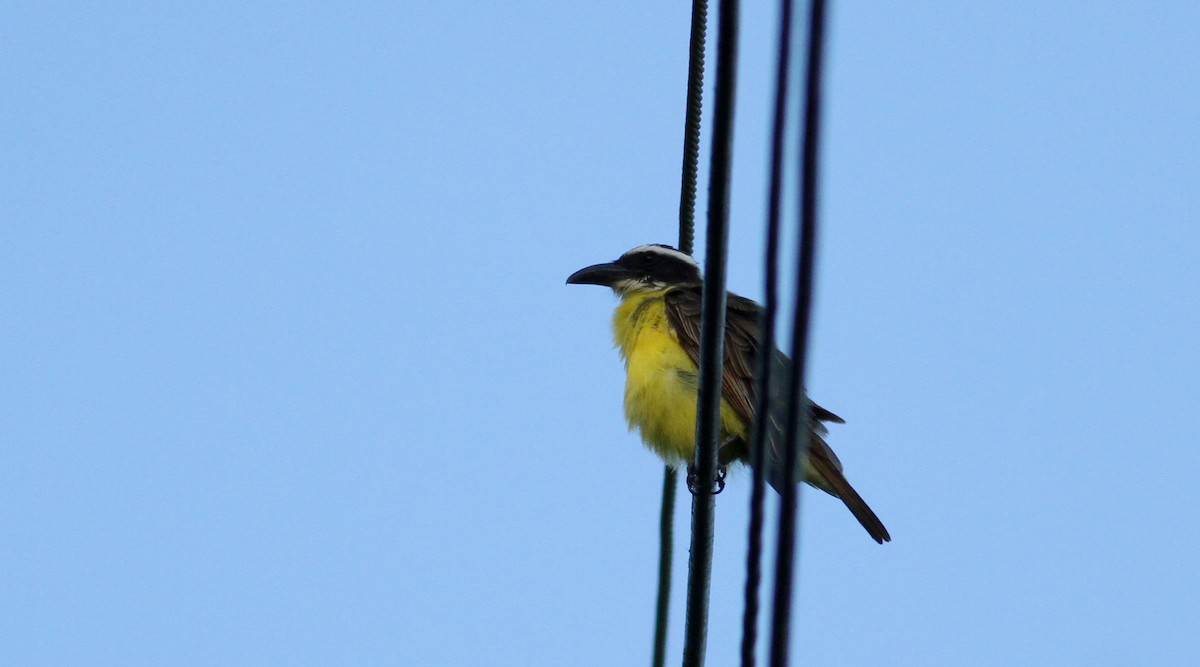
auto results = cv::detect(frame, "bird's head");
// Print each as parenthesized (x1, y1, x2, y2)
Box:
(566, 244, 702, 295)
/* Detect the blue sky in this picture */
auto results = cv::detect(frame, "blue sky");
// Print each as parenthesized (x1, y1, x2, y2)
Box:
(3, 2, 1198, 665)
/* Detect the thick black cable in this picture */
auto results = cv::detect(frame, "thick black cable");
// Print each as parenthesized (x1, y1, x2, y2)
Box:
(768, 1, 827, 665)
(681, 0, 739, 665)
(654, 3, 708, 667)
(739, 0, 795, 664)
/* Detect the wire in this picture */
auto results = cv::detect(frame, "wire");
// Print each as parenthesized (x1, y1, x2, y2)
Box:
(677, 0, 708, 259)
(768, 1, 828, 665)
(739, 0, 795, 663)
(681, 0, 740, 665)
(654, 3, 708, 666)
(652, 468, 676, 667)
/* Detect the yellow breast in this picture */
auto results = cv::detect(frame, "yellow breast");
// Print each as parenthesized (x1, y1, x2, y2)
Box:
(612, 291, 746, 463)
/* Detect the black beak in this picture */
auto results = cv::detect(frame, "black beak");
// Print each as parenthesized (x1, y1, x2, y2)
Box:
(566, 261, 628, 287)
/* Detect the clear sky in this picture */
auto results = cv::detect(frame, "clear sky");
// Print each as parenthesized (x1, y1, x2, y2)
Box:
(3, 2, 1198, 665)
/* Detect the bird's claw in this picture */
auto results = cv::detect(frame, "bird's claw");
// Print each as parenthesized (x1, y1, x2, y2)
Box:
(686, 465, 728, 495)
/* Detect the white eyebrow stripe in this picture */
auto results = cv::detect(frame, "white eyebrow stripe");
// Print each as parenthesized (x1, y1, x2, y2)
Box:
(625, 244, 700, 269)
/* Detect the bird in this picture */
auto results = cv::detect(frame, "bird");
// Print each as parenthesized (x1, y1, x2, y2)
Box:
(566, 243, 890, 543)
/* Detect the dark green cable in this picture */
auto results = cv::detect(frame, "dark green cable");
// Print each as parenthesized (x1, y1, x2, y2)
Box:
(682, 0, 739, 665)
(653, 2, 708, 667)
(677, 0, 708, 258)
(652, 467, 676, 667)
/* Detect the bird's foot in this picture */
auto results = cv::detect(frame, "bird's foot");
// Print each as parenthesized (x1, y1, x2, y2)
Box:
(686, 465, 728, 495)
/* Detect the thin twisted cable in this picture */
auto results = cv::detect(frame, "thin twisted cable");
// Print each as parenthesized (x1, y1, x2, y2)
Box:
(654, 3, 708, 666)
(681, 0, 740, 665)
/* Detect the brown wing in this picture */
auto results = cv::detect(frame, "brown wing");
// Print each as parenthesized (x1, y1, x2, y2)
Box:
(664, 287, 891, 544)
(662, 287, 839, 430)
(662, 287, 760, 429)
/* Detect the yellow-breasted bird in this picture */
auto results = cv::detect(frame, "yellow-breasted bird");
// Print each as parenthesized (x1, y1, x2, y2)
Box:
(567, 244, 890, 543)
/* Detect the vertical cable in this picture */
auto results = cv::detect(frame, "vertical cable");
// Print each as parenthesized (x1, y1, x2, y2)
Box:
(677, 0, 708, 259)
(655, 3, 708, 666)
(681, 0, 739, 665)
(739, 0, 794, 664)
(768, 1, 828, 665)
(652, 467, 677, 667)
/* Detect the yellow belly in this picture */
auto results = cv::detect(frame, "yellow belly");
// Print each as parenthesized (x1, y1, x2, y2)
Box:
(613, 292, 746, 463)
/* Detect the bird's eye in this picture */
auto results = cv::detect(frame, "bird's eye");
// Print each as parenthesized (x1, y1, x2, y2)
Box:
(639, 253, 658, 266)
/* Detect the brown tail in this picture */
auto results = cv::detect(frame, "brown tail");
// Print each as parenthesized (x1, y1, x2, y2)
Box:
(807, 450, 891, 544)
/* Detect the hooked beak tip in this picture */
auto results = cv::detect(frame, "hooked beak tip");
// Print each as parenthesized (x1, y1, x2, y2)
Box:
(566, 262, 624, 287)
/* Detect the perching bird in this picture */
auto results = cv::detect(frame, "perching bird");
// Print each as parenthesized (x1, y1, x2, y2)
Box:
(567, 243, 890, 543)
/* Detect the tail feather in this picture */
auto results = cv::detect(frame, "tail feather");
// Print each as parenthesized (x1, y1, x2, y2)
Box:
(806, 451, 891, 544)
(753, 393, 890, 543)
